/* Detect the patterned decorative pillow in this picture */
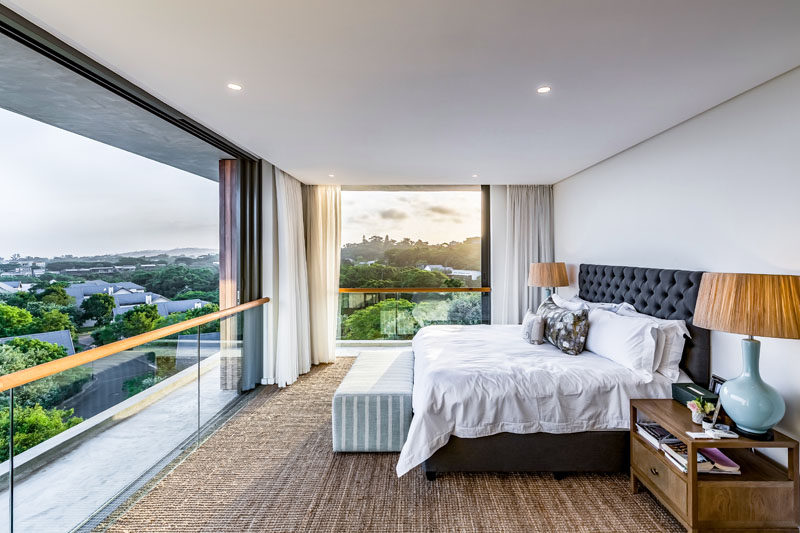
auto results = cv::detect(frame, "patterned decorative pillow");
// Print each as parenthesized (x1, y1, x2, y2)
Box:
(536, 297, 590, 355)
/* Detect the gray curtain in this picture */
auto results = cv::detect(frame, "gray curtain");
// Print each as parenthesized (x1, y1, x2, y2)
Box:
(218, 158, 264, 392)
(239, 159, 264, 391)
(498, 185, 554, 324)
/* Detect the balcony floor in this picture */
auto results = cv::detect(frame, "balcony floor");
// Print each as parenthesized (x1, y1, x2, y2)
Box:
(107, 356, 683, 532)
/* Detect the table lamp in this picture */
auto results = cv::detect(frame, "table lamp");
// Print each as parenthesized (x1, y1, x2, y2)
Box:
(528, 262, 569, 299)
(693, 272, 800, 439)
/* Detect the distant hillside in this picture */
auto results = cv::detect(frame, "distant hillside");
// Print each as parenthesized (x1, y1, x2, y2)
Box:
(115, 248, 218, 258)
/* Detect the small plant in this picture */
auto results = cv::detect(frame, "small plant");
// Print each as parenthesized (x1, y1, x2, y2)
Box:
(687, 397, 715, 415)
(687, 397, 715, 423)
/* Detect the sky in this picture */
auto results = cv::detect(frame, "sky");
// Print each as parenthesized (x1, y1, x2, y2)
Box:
(0, 108, 218, 258)
(341, 190, 481, 245)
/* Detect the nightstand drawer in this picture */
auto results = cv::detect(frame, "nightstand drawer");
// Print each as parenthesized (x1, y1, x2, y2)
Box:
(632, 437, 687, 516)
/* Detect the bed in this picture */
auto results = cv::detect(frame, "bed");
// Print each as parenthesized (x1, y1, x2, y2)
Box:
(402, 264, 710, 480)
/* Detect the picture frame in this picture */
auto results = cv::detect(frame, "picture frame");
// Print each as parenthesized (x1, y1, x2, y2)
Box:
(709, 374, 726, 395)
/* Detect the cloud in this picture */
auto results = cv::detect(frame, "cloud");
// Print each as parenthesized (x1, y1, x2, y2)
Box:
(427, 205, 459, 216)
(379, 208, 408, 220)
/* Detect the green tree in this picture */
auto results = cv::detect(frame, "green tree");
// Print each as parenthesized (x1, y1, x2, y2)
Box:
(0, 340, 90, 409)
(131, 265, 218, 298)
(121, 304, 161, 337)
(30, 309, 76, 337)
(80, 293, 115, 325)
(339, 264, 400, 288)
(156, 303, 220, 333)
(0, 303, 34, 337)
(38, 285, 74, 306)
(0, 405, 83, 461)
(184, 303, 219, 319)
(1, 290, 36, 309)
(339, 263, 461, 289)
(447, 294, 482, 325)
(91, 321, 123, 345)
(174, 289, 219, 304)
(186, 303, 220, 333)
(396, 268, 453, 288)
(342, 298, 417, 340)
(1, 337, 67, 363)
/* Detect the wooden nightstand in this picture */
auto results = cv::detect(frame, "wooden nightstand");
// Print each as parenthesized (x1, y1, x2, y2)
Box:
(630, 399, 799, 533)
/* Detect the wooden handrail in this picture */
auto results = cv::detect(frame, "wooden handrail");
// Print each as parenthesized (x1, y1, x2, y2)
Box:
(339, 287, 490, 293)
(0, 297, 270, 393)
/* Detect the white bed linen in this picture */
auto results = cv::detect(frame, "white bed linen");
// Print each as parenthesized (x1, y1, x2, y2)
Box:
(396, 324, 677, 477)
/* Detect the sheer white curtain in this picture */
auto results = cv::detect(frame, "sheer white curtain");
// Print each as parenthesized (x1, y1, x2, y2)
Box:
(497, 185, 554, 324)
(265, 169, 311, 387)
(303, 184, 341, 364)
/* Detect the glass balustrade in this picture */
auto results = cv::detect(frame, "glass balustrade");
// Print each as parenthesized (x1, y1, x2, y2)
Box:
(0, 302, 264, 533)
(337, 290, 488, 341)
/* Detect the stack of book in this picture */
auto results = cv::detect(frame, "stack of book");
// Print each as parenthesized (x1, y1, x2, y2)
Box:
(636, 422, 680, 449)
(635, 422, 740, 475)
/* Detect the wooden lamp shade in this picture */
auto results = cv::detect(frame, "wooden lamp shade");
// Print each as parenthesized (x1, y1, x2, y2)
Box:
(528, 262, 569, 288)
(693, 272, 800, 339)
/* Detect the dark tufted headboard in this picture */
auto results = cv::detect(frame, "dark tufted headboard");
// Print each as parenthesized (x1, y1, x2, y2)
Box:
(578, 264, 710, 385)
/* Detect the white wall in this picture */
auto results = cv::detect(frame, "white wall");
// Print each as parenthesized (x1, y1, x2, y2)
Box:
(554, 67, 800, 462)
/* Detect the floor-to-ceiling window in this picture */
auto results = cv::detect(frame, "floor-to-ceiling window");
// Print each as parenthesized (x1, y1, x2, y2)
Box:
(338, 186, 489, 340)
(0, 23, 252, 531)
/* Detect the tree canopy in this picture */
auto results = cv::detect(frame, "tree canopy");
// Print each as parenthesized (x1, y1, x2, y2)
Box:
(342, 236, 480, 271)
(339, 264, 463, 289)
(121, 304, 161, 337)
(80, 293, 115, 325)
(342, 298, 417, 340)
(131, 265, 218, 298)
(0, 303, 34, 337)
(0, 405, 82, 461)
(38, 285, 74, 306)
(32, 309, 76, 337)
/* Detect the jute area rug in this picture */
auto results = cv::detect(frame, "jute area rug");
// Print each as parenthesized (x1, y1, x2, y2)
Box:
(108, 357, 683, 532)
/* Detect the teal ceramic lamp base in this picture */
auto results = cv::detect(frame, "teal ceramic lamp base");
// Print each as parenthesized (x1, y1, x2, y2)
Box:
(719, 338, 785, 440)
(543, 288, 552, 299)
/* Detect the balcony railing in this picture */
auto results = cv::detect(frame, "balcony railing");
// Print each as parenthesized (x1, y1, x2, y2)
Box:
(0, 297, 269, 533)
(337, 287, 490, 341)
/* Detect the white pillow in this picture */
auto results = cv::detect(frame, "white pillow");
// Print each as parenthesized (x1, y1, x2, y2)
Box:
(551, 293, 588, 312)
(615, 304, 691, 382)
(585, 308, 658, 382)
(565, 296, 625, 313)
(521, 309, 537, 343)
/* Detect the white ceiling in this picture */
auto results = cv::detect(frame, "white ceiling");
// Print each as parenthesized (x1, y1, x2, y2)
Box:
(6, 1, 800, 185)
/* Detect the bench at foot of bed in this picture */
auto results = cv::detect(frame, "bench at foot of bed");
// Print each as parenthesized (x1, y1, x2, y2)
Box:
(332, 350, 413, 453)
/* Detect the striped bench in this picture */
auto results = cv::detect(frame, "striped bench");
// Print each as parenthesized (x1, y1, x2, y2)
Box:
(332, 350, 413, 452)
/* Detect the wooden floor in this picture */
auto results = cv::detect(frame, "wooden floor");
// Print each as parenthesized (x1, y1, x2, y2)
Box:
(105, 358, 683, 532)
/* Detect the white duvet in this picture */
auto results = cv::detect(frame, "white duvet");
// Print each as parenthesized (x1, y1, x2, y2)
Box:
(396, 324, 678, 477)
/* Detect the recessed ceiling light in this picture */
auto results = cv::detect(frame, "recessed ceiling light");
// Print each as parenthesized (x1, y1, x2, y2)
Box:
(471, 174, 479, 178)
(328, 174, 335, 178)
(537, 86, 551, 94)
(227, 83, 243, 91)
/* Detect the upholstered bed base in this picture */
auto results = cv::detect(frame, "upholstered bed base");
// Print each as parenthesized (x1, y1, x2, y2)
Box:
(422, 263, 710, 480)
(423, 431, 629, 480)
